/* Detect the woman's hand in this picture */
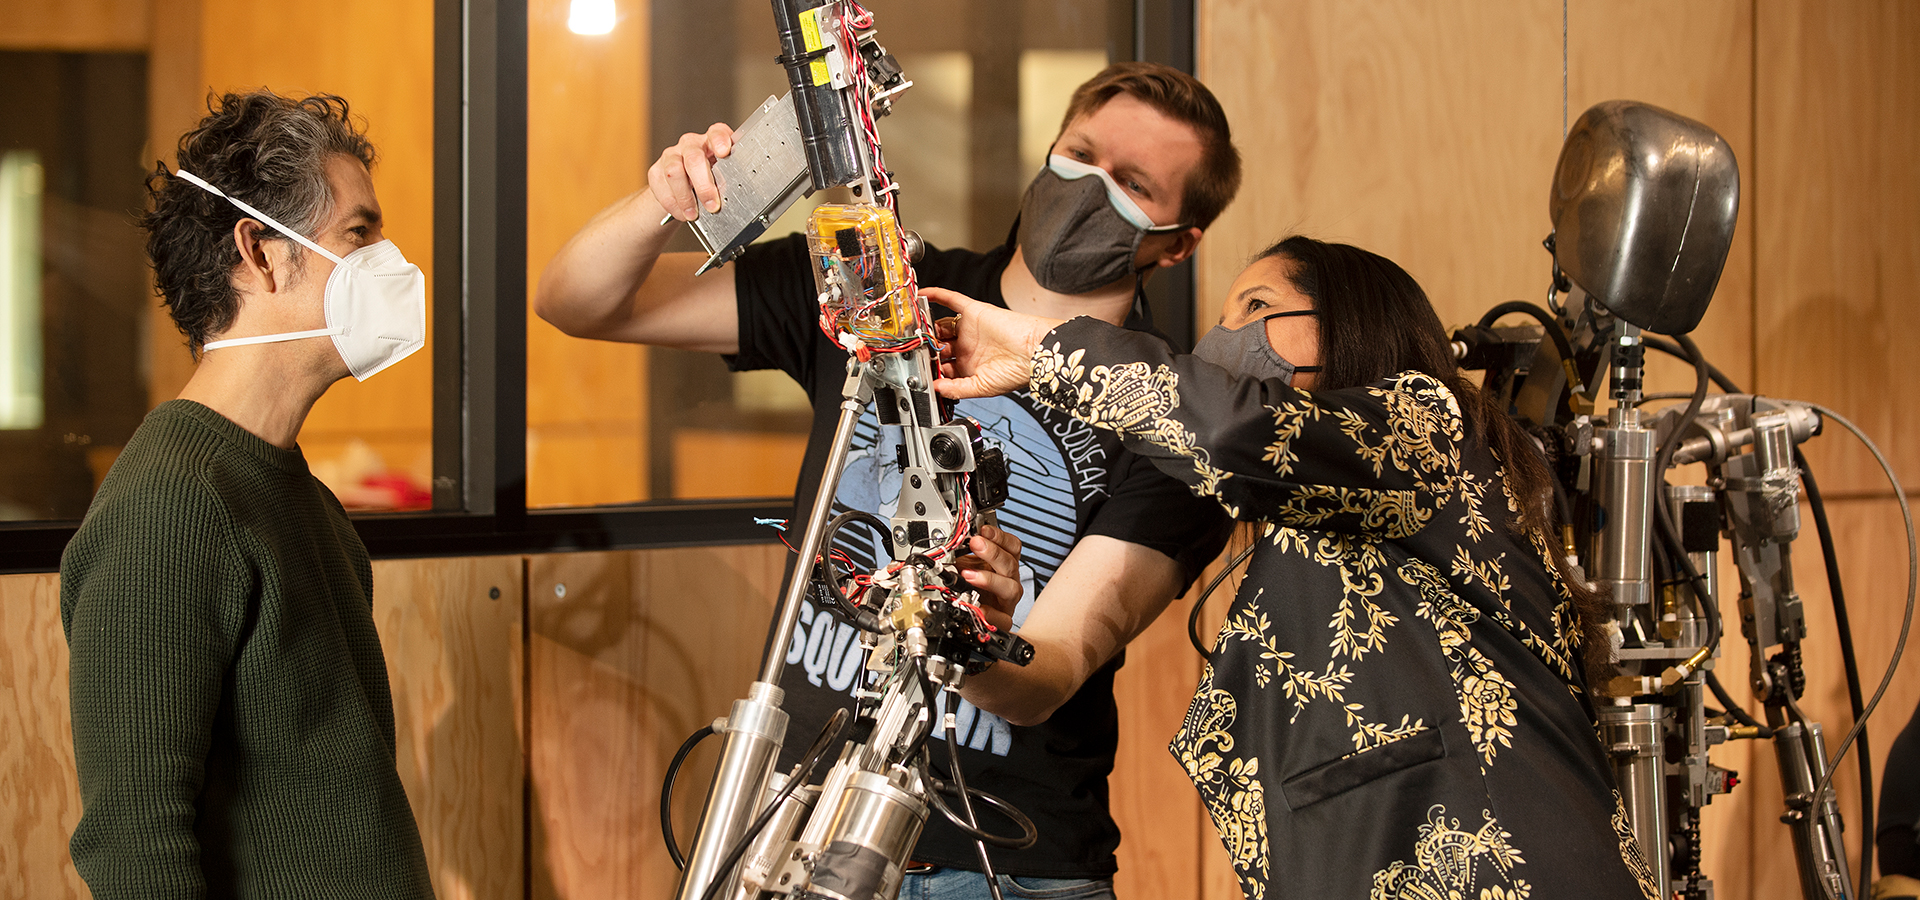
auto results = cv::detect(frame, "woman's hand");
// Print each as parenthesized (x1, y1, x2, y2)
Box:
(923, 287, 1063, 399)
(954, 523, 1023, 632)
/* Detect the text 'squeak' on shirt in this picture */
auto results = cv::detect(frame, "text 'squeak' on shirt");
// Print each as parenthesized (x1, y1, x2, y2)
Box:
(728, 233, 1232, 877)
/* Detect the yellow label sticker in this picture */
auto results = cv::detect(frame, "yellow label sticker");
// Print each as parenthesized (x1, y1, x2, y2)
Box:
(798, 7, 831, 86)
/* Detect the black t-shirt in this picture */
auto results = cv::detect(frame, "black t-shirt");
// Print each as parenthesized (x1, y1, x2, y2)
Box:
(729, 232, 1230, 877)
(1878, 697, 1920, 877)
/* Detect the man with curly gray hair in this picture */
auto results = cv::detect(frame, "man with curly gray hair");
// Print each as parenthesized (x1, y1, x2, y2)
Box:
(59, 89, 433, 898)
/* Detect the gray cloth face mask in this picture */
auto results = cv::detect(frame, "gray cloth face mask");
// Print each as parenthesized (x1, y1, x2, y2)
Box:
(1192, 310, 1322, 384)
(1017, 160, 1185, 295)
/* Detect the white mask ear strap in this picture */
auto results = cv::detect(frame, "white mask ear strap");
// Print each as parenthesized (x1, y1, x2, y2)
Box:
(201, 326, 342, 351)
(174, 168, 347, 265)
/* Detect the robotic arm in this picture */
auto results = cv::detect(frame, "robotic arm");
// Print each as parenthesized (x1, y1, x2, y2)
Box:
(1458, 100, 1879, 900)
(670, 5, 1034, 900)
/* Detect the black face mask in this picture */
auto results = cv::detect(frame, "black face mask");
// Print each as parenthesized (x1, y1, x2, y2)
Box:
(1016, 166, 1184, 295)
(1192, 310, 1322, 384)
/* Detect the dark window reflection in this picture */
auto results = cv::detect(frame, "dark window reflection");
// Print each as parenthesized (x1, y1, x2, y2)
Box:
(0, 52, 149, 521)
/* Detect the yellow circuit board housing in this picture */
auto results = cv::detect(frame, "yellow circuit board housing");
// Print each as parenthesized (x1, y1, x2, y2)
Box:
(805, 203, 914, 344)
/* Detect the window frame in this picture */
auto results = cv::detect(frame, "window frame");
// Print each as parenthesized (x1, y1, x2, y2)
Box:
(0, 0, 1197, 572)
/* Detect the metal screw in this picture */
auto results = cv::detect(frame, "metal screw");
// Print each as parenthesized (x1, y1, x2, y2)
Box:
(488, 587, 501, 600)
(554, 583, 567, 598)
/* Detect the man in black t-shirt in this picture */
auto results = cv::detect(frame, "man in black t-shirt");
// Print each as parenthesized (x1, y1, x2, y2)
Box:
(537, 63, 1240, 899)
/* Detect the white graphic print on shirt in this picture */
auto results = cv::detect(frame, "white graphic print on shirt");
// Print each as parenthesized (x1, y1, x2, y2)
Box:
(784, 392, 1091, 756)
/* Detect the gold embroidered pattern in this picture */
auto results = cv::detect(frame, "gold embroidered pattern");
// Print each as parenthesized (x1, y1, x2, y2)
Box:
(1319, 535, 1398, 661)
(1403, 558, 1517, 766)
(1369, 805, 1531, 900)
(1031, 332, 1629, 897)
(1218, 589, 1355, 717)
(1612, 791, 1662, 900)
(1175, 683, 1269, 890)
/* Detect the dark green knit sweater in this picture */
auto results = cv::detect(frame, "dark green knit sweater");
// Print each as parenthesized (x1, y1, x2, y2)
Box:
(60, 400, 434, 899)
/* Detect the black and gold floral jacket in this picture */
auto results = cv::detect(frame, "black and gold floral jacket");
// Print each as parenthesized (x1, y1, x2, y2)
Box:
(1027, 317, 1658, 900)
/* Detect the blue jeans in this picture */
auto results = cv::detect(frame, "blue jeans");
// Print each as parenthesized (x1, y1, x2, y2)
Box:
(897, 866, 1116, 900)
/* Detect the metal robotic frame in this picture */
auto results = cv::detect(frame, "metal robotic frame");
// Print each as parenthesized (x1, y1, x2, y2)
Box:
(665, 4, 1039, 900)
(1457, 101, 1915, 900)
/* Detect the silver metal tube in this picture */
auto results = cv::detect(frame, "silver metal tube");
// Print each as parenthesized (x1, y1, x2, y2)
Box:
(1595, 425, 1656, 614)
(733, 775, 819, 899)
(1665, 484, 1718, 650)
(804, 770, 930, 900)
(762, 391, 868, 686)
(675, 682, 790, 900)
(1773, 722, 1854, 900)
(1601, 703, 1670, 895)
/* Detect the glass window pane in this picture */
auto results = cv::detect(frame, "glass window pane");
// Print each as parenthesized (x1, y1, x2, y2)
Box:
(199, 1, 439, 512)
(527, 0, 1114, 508)
(0, 51, 151, 521)
(0, 1, 436, 522)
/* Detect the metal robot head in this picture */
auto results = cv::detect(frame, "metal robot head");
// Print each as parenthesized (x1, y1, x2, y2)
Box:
(1549, 100, 1739, 335)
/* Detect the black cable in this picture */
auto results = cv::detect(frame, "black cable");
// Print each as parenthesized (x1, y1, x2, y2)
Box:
(1800, 454, 1873, 900)
(1706, 670, 1771, 735)
(1653, 499, 1724, 658)
(817, 509, 893, 630)
(1652, 334, 1710, 479)
(1642, 335, 1742, 393)
(1477, 300, 1578, 369)
(663, 724, 718, 870)
(695, 707, 850, 900)
(1799, 404, 1912, 844)
(902, 660, 941, 766)
(940, 686, 1008, 900)
(917, 698, 1038, 850)
(919, 758, 1040, 849)
(1648, 334, 1723, 658)
(1189, 539, 1259, 657)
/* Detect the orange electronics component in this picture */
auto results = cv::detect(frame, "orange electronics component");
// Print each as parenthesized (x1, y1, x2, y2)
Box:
(806, 203, 915, 345)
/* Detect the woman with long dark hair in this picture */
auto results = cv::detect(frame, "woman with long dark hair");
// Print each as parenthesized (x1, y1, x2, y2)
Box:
(927, 236, 1655, 900)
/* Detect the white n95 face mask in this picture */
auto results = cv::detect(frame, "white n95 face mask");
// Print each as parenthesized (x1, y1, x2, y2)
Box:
(178, 168, 426, 381)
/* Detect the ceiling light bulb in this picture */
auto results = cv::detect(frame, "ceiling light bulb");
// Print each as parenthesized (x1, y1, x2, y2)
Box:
(568, 0, 615, 35)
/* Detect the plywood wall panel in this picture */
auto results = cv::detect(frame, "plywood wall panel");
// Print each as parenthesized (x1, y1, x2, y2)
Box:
(1111, 575, 1209, 899)
(372, 556, 527, 900)
(144, 0, 207, 410)
(1, 557, 526, 899)
(0, 572, 86, 900)
(0, 0, 149, 51)
(1733, 496, 1919, 897)
(528, 545, 786, 900)
(1196, 0, 1566, 334)
(1197, 0, 1754, 394)
(1754, 0, 1920, 497)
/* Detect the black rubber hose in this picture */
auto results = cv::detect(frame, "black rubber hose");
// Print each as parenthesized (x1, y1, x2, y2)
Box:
(941, 684, 1008, 900)
(663, 724, 718, 870)
(1800, 455, 1873, 900)
(1477, 300, 1578, 369)
(1706, 670, 1771, 734)
(919, 707, 1038, 850)
(919, 757, 1040, 849)
(1649, 334, 1723, 658)
(695, 707, 850, 900)
(817, 509, 893, 630)
(1188, 539, 1259, 657)
(1642, 335, 1742, 393)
